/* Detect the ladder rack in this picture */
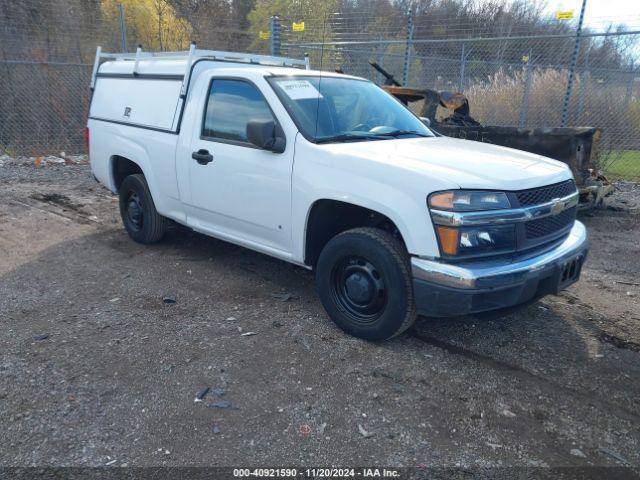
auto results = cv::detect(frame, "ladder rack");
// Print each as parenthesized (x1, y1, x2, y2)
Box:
(90, 43, 311, 95)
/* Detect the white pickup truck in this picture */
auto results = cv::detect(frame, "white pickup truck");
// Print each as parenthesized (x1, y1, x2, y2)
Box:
(87, 46, 588, 340)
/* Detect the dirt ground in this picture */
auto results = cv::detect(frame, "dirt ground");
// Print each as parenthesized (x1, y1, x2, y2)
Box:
(1, 157, 639, 474)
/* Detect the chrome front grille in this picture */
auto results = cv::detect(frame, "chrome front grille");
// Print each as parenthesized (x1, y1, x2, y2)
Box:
(515, 180, 578, 245)
(516, 179, 577, 207)
(525, 206, 577, 239)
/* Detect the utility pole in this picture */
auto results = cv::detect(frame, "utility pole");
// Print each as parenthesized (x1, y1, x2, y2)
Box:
(118, 3, 127, 52)
(270, 15, 281, 56)
(402, 8, 414, 86)
(560, 0, 587, 127)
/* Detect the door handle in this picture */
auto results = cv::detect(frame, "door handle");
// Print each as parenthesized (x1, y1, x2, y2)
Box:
(192, 149, 213, 165)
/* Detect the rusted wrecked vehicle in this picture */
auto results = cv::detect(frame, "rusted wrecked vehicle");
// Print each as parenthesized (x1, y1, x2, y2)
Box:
(369, 61, 611, 207)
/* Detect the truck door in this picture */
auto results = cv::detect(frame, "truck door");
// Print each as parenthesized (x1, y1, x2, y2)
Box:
(185, 77, 294, 255)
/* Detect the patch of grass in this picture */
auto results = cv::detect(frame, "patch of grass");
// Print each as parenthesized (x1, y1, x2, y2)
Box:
(601, 150, 640, 180)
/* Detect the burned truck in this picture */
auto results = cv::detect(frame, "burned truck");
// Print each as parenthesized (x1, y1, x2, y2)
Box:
(369, 61, 609, 207)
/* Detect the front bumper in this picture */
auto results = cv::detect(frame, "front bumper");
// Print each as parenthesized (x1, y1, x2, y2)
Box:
(411, 221, 588, 317)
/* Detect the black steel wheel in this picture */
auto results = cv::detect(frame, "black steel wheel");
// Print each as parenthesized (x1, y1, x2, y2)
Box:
(119, 174, 168, 244)
(330, 255, 387, 325)
(316, 227, 416, 340)
(124, 190, 144, 232)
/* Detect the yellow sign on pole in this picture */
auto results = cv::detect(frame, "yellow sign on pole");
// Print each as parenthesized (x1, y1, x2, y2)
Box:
(522, 55, 530, 63)
(556, 10, 574, 20)
(259, 31, 270, 40)
(292, 21, 305, 32)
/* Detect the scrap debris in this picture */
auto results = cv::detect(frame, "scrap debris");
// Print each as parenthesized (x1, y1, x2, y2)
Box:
(358, 424, 375, 438)
(194, 387, 210, 403)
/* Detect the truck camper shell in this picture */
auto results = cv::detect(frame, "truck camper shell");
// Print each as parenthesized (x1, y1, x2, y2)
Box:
(89, 45, 311, 133)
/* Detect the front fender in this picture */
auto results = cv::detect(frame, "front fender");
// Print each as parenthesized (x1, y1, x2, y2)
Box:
(291, 138, 459, 261)
(306, 189, 425, 254)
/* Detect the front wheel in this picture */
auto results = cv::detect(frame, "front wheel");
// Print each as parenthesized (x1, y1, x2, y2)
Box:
(119, 174, 168, 244)
(315, 227, 416, 341)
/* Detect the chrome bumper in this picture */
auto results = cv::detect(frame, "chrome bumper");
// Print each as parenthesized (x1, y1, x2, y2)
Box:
(412, 220, 588, 290)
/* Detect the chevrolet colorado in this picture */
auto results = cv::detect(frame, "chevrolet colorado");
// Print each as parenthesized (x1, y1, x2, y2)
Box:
(87, 46, 588, 340)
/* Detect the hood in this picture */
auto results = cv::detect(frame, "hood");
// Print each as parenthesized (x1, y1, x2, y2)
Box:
(326, 136, 573, 191)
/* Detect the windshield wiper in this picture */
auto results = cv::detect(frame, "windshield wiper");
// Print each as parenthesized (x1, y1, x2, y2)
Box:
(373, 130, 431, 138)
(315, 133, 384, 144)
(315, 130, 430, 144)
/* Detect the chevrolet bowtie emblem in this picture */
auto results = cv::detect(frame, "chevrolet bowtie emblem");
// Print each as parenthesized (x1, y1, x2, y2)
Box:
(550, 199, 566, 215)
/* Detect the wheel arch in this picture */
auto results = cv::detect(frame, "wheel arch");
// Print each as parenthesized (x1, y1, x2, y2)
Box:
(303, 199, 410, 267)
(111, 155, 144, 193)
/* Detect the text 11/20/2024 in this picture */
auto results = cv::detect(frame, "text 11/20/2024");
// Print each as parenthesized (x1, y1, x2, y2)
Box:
(232, 468, 401, 478)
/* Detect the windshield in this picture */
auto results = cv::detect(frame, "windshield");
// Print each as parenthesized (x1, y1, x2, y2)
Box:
(267, 76, 434, 143)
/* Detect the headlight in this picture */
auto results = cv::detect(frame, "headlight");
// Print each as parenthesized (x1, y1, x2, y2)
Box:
(435, 225, 516, 257)
(429, 190, 510, 211)
(429, 190, 515, 258)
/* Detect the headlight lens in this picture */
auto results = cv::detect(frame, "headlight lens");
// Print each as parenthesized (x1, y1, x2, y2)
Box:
(436, 225, 516, 257)
(429, 190, 515, 258)
(429, 190, 511, 211)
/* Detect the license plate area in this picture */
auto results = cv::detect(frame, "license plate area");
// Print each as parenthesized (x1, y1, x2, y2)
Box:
(557, 254, 584, 290)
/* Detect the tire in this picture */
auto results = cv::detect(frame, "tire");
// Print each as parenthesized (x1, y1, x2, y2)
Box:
(118, 174, 168, 244)
(315, 227, 416, 341)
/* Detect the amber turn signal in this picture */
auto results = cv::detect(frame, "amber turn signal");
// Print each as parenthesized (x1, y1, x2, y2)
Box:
(429, 191, 455, 210)
(436, 226, 459, 256)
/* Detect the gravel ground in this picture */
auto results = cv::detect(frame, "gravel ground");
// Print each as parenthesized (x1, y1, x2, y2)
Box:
(0, 157, 639, 475)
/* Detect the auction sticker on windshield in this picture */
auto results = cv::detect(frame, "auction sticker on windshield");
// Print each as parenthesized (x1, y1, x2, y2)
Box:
(277, 79, 323, 100)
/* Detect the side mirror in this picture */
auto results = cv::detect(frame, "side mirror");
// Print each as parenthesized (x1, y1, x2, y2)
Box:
(420, 117, 432, 127)
(246, 120, 286, 153)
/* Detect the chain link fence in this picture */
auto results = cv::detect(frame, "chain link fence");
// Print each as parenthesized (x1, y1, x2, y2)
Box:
(0, 0, 252, 157)
(279, 12, 640, 180)
(1, 2, 639, 180)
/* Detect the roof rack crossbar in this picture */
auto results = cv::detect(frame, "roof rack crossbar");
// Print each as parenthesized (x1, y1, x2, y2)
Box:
(90, 45, 311, 92)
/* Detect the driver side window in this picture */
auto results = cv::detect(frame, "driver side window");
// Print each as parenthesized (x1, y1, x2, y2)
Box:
(202, 79, 275, 144)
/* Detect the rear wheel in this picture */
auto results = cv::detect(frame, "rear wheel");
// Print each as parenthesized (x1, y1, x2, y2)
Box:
(119, 174, 167, 244)
(316, 227, 416, 340)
